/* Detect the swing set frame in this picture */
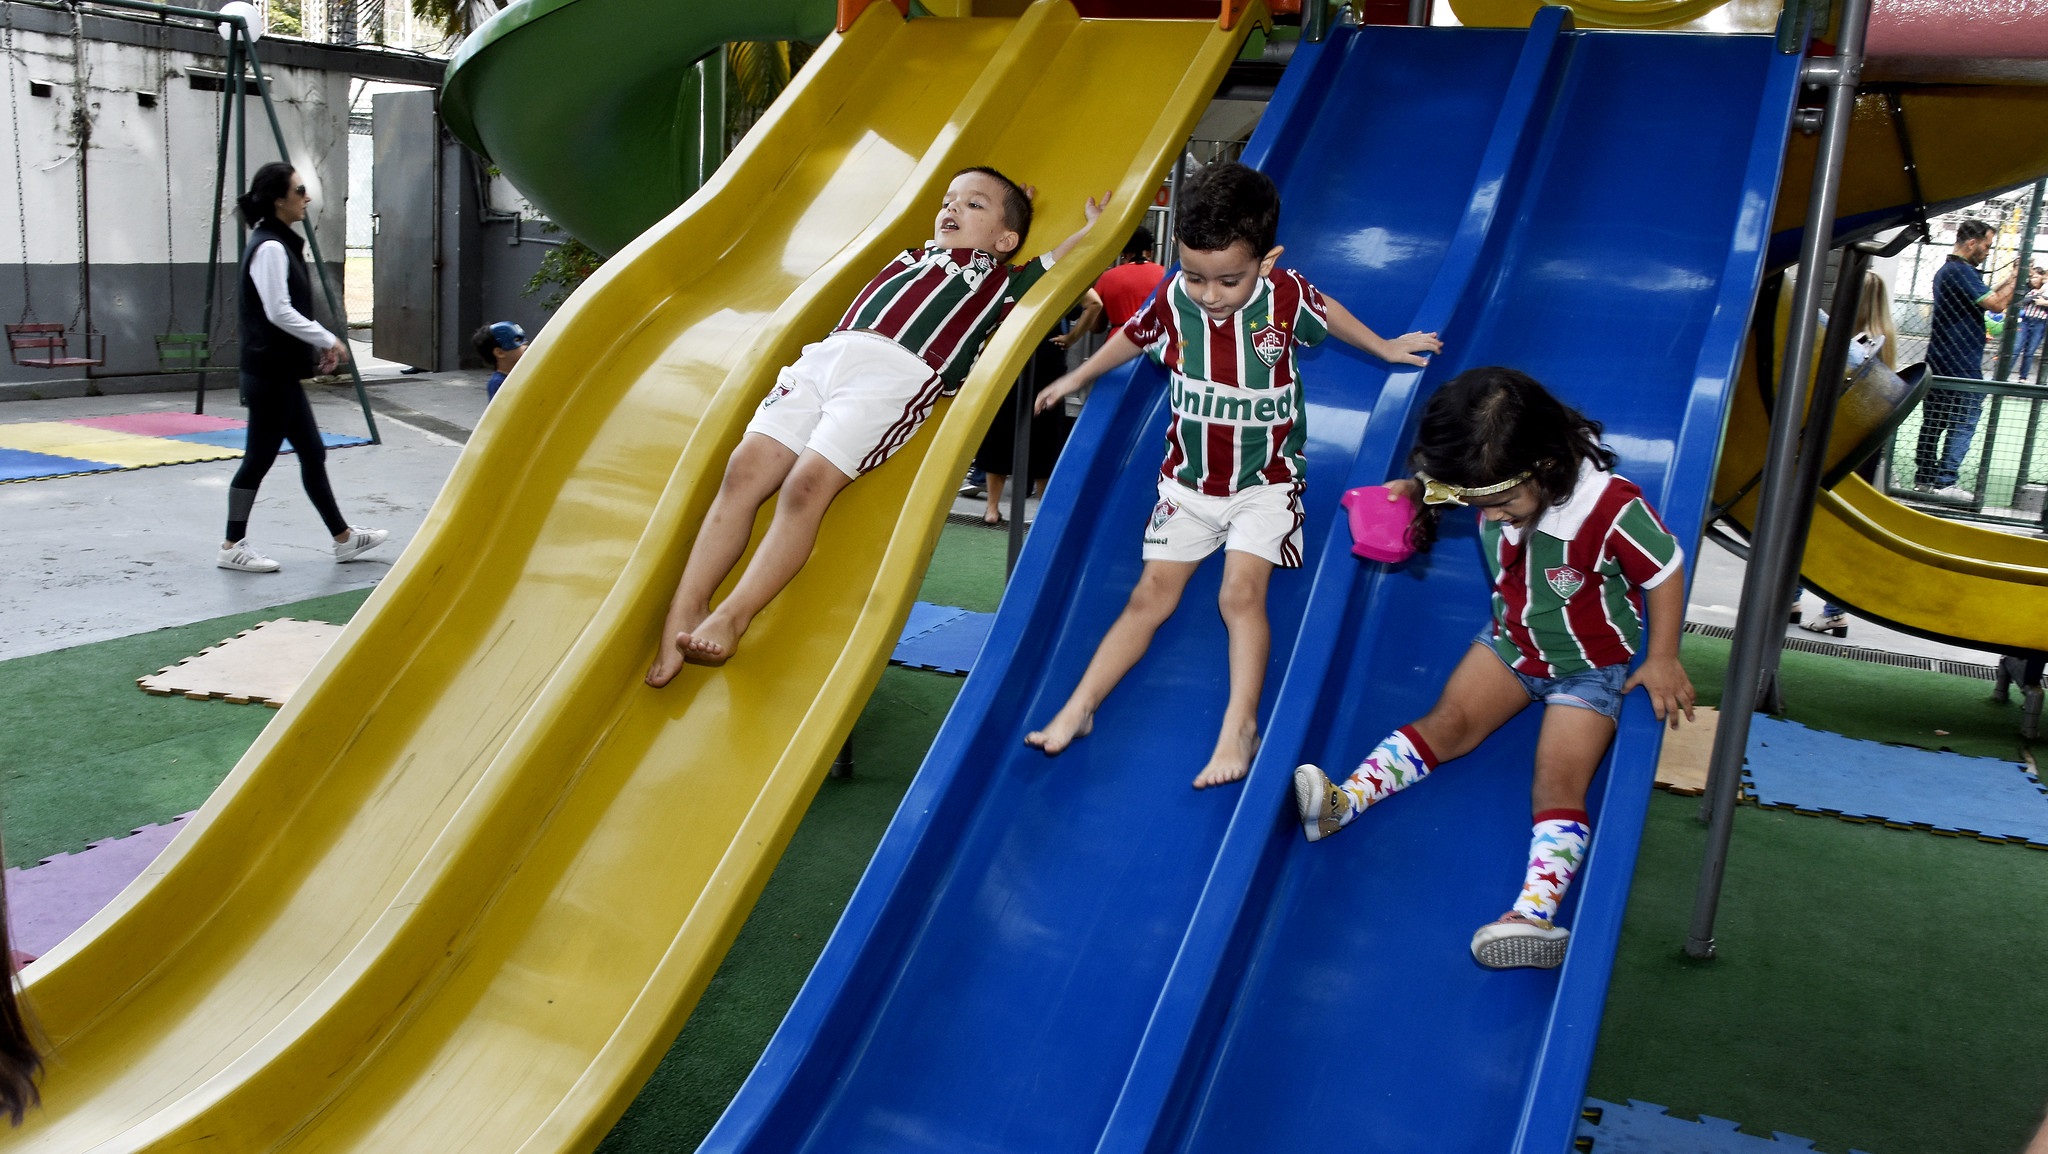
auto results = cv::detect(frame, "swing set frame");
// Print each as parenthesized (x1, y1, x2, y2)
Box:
(5, 0, 377, 442)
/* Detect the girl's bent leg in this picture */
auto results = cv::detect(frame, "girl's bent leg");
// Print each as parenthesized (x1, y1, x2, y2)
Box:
(1026, 558, 1200, 756)
(1193, 551, 1273, 789)
(1471, 700, 1616, 970)
(1295, 643, 1531, 841)
(647, 434, 799, 686)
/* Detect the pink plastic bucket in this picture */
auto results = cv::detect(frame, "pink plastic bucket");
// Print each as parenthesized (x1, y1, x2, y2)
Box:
(1339, 484, 1418, 564)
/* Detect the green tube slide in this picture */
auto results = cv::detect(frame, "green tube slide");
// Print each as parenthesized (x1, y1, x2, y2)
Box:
(442, 0, 838, 254)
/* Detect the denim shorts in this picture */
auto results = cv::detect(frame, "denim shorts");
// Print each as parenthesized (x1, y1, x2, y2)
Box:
(1474, 632, 1629, 719)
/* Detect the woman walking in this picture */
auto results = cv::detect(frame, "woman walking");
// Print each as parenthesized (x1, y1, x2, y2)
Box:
(218, 161, 385, 572)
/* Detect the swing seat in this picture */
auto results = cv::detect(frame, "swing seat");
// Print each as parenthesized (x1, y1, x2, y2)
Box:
(7, 322, 104, 368)
(155, 332, 211, 372)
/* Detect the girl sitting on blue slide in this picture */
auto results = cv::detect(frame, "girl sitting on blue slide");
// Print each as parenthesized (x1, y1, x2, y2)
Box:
(1293, 367, 1695, 970)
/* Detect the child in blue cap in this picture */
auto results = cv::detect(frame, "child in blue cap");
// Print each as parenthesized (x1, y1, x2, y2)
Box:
(473, 321, 527, 400)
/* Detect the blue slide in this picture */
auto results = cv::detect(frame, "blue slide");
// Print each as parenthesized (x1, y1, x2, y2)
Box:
(701, 16, 1799, 1154)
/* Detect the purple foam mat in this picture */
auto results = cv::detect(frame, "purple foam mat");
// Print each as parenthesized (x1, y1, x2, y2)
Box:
(7, 814, 193, 958)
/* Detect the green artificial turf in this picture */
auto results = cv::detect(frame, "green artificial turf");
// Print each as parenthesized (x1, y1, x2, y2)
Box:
(1590, 791, 2048, 1154)
(1593, 632, 2048, 1152)
(0, 588, 374, 869)
(1679, 630, 2030, 762)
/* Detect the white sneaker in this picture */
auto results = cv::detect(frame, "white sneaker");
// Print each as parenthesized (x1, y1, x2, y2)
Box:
(1470, 914, 1571, 970)
(333, 526, 389, 563)
(218, 539, 280, 573)
(1292, 764, 1354, 843)
(1930, 486, 1976, 502)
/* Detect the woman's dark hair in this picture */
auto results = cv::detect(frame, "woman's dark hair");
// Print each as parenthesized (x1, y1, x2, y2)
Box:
(1175, 162, 1279, 259)
(235, 161, 297, 227)
(0, 865, 41, 1126)
(952, 165, 1033, 256)
(1404, 365, 1616, 552)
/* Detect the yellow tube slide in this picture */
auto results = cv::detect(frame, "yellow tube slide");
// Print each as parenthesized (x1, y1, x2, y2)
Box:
(1715, 349, 2048, 653)
(7, 4, 1250, 1149)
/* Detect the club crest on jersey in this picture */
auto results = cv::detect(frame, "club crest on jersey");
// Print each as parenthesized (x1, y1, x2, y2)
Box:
(761, 382, 793, 408)
(1249, 323, 1287, 367)
(1544, 565, 1586, 599)
(1150, 497, 1180, 531)
(959, 250, 996, 290)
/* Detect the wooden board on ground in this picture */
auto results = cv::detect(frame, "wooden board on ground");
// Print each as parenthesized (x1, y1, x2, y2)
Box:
(137, 618, 344, 708)
(1654, 705, 1719, 796)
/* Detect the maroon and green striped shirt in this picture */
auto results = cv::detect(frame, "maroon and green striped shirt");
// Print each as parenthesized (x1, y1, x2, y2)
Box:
(1481, 462, 1683, 677)
(835, 247, 1054, 387)
(1122, 268, 1329, 496)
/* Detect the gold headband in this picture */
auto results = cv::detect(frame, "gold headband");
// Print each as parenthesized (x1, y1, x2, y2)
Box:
(1416, 470, 1532, 507)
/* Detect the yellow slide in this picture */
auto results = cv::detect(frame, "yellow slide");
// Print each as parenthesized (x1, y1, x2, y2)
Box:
(7, 5, 1250, 1149)
(1716, 349, 2048, 654)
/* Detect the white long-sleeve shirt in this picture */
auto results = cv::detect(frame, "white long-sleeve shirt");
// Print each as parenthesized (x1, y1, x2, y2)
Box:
(249, 239, 338, 350)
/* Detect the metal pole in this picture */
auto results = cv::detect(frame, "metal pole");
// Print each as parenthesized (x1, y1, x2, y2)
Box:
(1994, 181, 2043, 381)
(243, 45, 380, 442)
(1005, 355, 1036, 577)
(1687, 0, 1871, 960)
(193, 27, 236, 414)
(1762, 245, 1871, 703)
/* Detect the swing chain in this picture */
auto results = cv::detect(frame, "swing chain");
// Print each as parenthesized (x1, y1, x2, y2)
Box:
(67, 1, 89, 332)
(5, 3, 32, 323)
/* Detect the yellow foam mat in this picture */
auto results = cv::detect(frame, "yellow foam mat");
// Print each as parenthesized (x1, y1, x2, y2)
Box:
(0, 421, 242, 467)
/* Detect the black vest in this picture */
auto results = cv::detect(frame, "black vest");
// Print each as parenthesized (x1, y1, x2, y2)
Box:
(238, 219, 320, 381)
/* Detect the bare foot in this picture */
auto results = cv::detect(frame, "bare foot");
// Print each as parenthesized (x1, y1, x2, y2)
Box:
(645, 631, 690, 687)
(1192, 723, 1259, 789)
(1024, 705, 1094, 755)
(681, 612, 739, 666)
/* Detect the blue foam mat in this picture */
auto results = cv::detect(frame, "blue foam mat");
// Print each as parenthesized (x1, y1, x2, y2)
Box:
(1743, 715, 2048, 841)
(889, 601, 992, 675)
(166, 429, 373, 451)
(1578, 1098, 1873, 1153)
(0, 447, 118, 481)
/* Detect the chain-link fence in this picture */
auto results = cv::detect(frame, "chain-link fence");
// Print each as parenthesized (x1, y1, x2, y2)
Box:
(1877, 186, 2048, 529)
(1878, 377, 2048, 526)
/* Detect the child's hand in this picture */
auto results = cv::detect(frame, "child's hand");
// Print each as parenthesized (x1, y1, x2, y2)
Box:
(1383, 330, 1442, 367)
(1035, 374, 1077, 414)
(1623, 654, 1696, 729)
(1083, 190, 1113, 227)
(1384, 477, 1420, 503)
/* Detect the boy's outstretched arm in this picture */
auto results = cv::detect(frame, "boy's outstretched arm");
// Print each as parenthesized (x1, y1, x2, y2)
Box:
(1036, 329, 1142, 413)
(1040, 191, 1114, 266)
(1323, 295, 1441, 366)
(1622, 568, 1696, 729)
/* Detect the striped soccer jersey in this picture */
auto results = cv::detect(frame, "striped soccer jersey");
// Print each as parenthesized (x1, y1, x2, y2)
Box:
(835, 247, 1053, 388)
(1122, 268, 1330, 496)
(1481, 461, 1683, 678)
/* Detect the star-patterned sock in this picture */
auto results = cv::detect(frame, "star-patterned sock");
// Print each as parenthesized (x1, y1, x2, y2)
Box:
(1336, 725, 1439, 816)
(1511, 809, 1592, 924)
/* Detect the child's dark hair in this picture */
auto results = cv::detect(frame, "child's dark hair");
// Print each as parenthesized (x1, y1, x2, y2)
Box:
(1174, 162, 1279, 258)
(235, 161, 297, 228)
(954, 166, 1032, 256)
(1405, 366, 1617, 552)
(471, 324, 499, 365)
(0, 865, 41, 1126)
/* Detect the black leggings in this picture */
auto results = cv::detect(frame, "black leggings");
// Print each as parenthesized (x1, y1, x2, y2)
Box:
(225, 374, 347, 541)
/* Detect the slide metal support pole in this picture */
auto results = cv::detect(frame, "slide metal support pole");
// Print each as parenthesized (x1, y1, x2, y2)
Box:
(1760, 243, 1870, 699)
(1993, 180, 2044, 381)
(193, 29, 235, 414)
(1006, 357, 1036, 578)
(1687, 0, 1870, 960)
